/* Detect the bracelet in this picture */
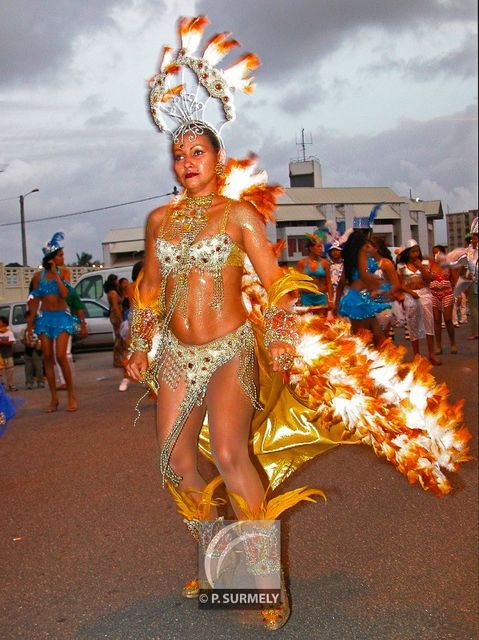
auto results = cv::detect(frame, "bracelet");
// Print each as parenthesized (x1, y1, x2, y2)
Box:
(263, 307, 299, 349)
(129, 306, 158, 353)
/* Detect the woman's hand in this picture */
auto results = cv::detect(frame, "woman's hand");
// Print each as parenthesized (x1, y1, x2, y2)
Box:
(126, 351, 148, 382)
(269, 341, 296, 372)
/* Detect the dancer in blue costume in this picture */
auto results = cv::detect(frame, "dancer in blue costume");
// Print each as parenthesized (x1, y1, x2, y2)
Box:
(297, 232, 332, 312)
(28, 233, 79, 412)
(338, 219, 390, 345)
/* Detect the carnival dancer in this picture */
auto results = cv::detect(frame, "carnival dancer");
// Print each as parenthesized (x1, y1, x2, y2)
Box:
(127, 16, 470, 631)
(28, 233, 79, 412)
(430, 245, 456, 355)
(297, 231, 333, 315)
(337, 216, 391, 346)
(327, 240, 344, 315)
(397, 239, 441, 365)
(368, 237, 404, 336)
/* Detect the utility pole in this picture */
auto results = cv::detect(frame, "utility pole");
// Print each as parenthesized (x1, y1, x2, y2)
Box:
(19, 188, 39, 266)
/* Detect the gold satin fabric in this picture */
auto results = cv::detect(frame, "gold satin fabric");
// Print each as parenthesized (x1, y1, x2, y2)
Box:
(198, 324, 361, 490)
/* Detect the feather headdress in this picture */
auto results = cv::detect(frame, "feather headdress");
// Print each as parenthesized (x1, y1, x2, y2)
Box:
(42, 232, 64, 256)
(148, 15, 259, 144)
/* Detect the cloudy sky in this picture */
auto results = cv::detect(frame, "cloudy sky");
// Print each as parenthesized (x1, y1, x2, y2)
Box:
(0, 0, 477, 266)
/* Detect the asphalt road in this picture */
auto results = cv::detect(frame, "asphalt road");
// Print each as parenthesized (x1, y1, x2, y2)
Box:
(1, 327, 477, 640)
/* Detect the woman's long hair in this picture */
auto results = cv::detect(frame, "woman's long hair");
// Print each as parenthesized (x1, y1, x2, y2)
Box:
(342, 230, 369, 283)
(374, 238, 393, 261)
(42, 248, 61, 270)
(103, 274, 119, 294)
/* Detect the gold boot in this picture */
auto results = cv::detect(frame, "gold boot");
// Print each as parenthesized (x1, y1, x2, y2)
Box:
(260, 570, 290, 631)
(229, 485, 325, 630)
(167, 476, 226, 599)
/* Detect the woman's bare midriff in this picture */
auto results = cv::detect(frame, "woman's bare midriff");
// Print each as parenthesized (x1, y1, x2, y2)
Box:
(166, 267, 247, 344)
(407, 276, 425, 290)
(38, 293, 68, 312)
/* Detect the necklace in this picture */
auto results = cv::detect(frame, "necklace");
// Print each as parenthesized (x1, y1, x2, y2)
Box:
(168, 192, 215, 236)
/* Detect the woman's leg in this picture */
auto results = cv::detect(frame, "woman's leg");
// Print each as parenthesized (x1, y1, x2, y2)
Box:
(443, 303, 456, 352)
(55, 332, 76, 410)
(432, 306, 442, 353)
(40, 335, 58, 410)
(206, 354, 265, 517)
(403, 294, 421, 356)
(156, 375, 208, 496)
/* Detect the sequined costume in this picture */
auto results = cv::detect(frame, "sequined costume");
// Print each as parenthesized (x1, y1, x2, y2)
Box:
(299, 259, 328, 307)
(339, 257, 391, 320)
(137, 197, 264, 486)
(31, 273, 78, 339)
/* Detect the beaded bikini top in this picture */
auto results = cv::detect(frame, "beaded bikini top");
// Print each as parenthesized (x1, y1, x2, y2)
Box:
(155, 200, 245, 318)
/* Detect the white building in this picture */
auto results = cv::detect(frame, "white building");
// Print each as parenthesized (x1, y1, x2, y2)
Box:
(101, 159, 443, 267)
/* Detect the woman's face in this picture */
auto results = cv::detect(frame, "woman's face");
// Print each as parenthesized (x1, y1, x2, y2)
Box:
(329, 248, 342, 262)
(409, 246, 420, 261)
(172, 134, 219, 194)
(53, 250, 64, 266)
(309, 242, 323, 257)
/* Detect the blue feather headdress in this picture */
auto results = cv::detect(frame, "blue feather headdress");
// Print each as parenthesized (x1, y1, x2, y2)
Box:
(42, 232, 65, 256)
(353, 203, 385, 230)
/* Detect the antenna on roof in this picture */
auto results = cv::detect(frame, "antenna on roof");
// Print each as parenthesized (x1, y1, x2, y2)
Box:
(295, 129, 313, 162)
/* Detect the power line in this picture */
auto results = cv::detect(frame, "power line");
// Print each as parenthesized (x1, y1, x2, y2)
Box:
(0, 189, 178, 228)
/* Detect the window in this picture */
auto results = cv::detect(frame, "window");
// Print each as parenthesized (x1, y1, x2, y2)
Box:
(12, 304, 27, 325)
(297, 238, 309, 256)
(287, 238, 297, 255)
(83, 301, 108, 319)
(75, 275, 104, 300)
(0, 306, 10, 320)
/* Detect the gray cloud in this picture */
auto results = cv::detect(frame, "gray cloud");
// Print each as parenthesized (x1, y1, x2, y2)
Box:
(366, 32, 477, 80)
(406, 32, 478, 80)
(85, 107, 126, 127)
(198, 0, 476, 82)
(0, 0, 166, 87)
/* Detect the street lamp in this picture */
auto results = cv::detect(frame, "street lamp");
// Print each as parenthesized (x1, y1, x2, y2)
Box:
(19, 188, 39, 266)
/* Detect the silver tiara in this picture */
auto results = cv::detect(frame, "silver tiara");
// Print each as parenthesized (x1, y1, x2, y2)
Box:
(148, 16, 260, 144)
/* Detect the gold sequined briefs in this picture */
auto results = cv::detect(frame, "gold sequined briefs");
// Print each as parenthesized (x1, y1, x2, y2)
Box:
(154, 321, 263, 486)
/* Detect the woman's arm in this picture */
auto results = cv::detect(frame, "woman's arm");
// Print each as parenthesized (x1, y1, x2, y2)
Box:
(48, 265, 69, 298)
(237, 202, 298, 371)
(358, 247, 381, 290)
(108, 290, 123, 322)
(137, 208, 163, 305)
(322, 259, 334, 306)
(381, 258, 404, 300)
(126, 207, 164, 380)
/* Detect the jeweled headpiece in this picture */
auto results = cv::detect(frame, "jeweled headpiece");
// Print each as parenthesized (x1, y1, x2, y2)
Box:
(148, 16, 260, 145)
(42, 232, 64, 257)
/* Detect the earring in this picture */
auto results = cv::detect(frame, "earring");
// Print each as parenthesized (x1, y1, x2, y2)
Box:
(215, 162, 225, 177)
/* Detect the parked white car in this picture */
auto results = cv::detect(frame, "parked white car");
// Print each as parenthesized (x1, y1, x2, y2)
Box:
(72, 299, 114, 351)
(0, 300, 27, 357)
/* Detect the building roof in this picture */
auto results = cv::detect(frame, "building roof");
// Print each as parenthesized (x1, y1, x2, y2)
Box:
(102, 227, 144, 243)
(278, 186, 408, 205)
(409, 200, 443, 220)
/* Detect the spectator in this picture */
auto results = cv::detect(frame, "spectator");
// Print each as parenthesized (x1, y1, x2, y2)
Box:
(430, 246, 456, 354)
(104, 274, 124, 368)
(0, 316, 17, 391)
(397, 240, 440, 365)
(21, 310, 44, 389)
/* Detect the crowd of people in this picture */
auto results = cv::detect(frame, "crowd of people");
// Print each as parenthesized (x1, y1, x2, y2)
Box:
(295, 224, 478, 364)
